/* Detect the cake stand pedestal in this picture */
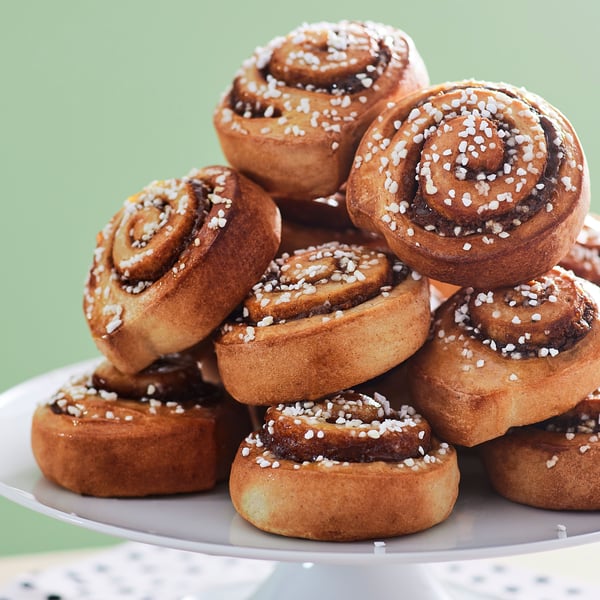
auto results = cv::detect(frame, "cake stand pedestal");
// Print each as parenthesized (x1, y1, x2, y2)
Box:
(248, 561, 452, 599)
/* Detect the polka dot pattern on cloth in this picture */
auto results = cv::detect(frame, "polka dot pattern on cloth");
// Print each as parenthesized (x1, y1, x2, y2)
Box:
(0, 542, 598, 599)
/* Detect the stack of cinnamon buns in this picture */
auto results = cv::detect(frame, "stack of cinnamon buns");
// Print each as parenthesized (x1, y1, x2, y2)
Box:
(31, 20, 600, 541)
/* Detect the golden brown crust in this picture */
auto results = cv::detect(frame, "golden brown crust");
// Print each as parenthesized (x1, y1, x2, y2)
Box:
(480, 391, 600, 510)
(229, 432, 459, 541)
(31, 359, 251, 497)
(215, 243, 431, 405)
(213, 21, 429, 201)
(347, 80, 590, 288)
(276, 186, 355, 231)
(276, 185, 389, 255)
(279, 218, 387, 257)
(560, 213, 600, 285)
(83, 166, 281, 374)
(406, 268, 600, 447)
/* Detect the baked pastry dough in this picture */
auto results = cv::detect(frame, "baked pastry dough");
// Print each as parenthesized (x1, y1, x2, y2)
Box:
(407, 267, 600, 446)
(347, 80, 590, 288)
(277, 184, 355, 231)
(276, 184, 386, 254)
(229, 391, 459, 541)
(480, 388, 600, 510)
(560, 213, 600, 285)
(83, 166, 281, 374)
(215, 242, 431, 405)
(31, 354, 251, 497)
(214, 20, 428, 200)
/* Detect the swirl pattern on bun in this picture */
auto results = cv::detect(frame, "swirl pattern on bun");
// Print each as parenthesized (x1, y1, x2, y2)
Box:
(214, 20, 429, 200)
(215, 242, 431, 404)
(347, 80, 590, 288)
(84, 166, 280, 374)
(407, 267, 600, 446)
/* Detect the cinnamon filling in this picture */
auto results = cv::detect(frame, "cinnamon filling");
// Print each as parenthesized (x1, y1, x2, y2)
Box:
(390, 84, 565, 237)
(229, 77, 283, 120)
(260, 391, 431, 463)
(241, 242, 405, 325)
(538, 391, 600, 435)
(91, 354, 219, 405)
(409, 119, 561, 236)
(108, 178, 211, 286)
(49, 355, 219, 419)
(229, 22, 395, 119)
(455, 267, 596, 358)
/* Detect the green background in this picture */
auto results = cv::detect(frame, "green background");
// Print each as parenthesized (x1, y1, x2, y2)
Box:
(1, 0, 598, 555)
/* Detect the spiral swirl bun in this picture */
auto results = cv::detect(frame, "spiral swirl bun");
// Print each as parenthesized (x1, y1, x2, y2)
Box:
(347, 81, 590, 288)
(214, 21, 428, 200)
(31, 355, 251, 497)
(560, 213, 600, 285)
(229, 391, 459, 541)
(481, 388, 600, 510)
(407, 267, 600, 446)
(215, 242, 431, 405)
(110, 180, 203, 285)
(84, 166, 281, 374)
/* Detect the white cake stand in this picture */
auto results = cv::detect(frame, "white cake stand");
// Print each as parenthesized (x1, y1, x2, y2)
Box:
(1, 360, 599, 599)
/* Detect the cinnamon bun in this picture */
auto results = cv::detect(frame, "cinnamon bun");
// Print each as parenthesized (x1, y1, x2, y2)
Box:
(407, 267, 600, 446)
(83, 166, 281, 374)
(347, 80, 590, 288)
(215, 242, 431, 405)
(229, 391, 459, 541)
(214, 20, 428, 200)
(31, 354, 251, 497)
(560, 213, 600, 285)
(480, 388, 600, 510)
